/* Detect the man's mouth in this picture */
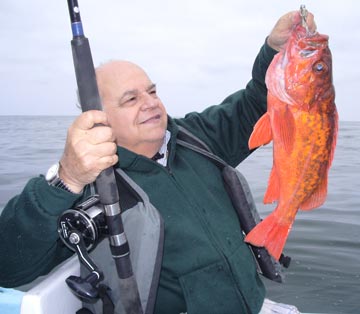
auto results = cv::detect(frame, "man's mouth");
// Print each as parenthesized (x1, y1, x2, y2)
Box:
(140, 114, 161, 124)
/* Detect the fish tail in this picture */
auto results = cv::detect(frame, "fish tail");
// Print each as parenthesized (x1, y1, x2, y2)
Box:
(245, 211, 293, 261)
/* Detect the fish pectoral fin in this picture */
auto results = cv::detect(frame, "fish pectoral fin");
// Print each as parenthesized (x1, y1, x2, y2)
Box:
(273, 106, 295, 154)
(248, 113, 272, 149)
(264, 165, 280, 204)
(300, 176, 328, 210)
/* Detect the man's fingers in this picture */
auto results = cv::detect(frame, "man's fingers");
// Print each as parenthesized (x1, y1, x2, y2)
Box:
(98, 154, 119, 170)
(87, 125, 116, 145)
(306, 13, 316, 33)
(92, 142, 118, 158)
(59, 110, 118, 190)
(73, 110, 109, 131)
(72, 141, 118, 170)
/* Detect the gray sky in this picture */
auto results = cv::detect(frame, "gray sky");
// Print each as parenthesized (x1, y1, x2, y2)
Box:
(0, 0, 358, 121)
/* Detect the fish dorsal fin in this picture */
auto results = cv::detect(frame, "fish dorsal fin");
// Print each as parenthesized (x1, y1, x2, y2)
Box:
(300, 175, 328, 210)
(248, 113, 272, 149)
(263, 165, 280, 204)
(273, 106, 295, 154)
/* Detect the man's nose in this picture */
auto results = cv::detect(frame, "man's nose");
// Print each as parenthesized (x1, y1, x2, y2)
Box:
(140, 92, 157, 110)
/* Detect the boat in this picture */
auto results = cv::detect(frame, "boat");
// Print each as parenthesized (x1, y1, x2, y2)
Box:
(1, 256, 80, 314)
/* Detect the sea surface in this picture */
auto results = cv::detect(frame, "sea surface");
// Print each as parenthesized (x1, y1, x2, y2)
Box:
(0, 116, 359, 313)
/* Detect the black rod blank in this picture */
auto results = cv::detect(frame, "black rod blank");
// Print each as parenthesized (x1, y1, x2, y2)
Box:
(65, 1, 143, 312)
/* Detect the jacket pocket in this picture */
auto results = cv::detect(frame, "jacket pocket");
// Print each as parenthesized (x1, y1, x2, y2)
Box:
(178, 258, 248, 314)
(226, 245, 265, 313)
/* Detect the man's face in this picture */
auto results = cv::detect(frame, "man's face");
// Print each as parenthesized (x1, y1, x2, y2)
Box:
(97, 61, 168, 156)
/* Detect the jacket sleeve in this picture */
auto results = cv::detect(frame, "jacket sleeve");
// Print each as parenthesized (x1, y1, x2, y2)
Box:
(0, 176, 84, 287)
(175, 40, 278, 167)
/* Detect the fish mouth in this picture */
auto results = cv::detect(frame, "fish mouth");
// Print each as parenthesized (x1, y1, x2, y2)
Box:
(299, 33, 329, 54)
(299, 35, 329, 58)
(300, 49, 317, 58)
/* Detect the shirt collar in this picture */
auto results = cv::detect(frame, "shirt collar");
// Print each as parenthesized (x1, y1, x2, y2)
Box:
(156, 130, 171, 166)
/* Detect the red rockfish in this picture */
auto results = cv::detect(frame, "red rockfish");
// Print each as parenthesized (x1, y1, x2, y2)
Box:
(244, 24, 338, 260)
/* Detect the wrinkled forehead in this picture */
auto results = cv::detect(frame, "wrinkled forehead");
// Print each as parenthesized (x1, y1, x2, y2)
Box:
(96, 61, 152, 101)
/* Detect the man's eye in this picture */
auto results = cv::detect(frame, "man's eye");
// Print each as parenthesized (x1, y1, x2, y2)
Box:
(120, 96, 136, 107)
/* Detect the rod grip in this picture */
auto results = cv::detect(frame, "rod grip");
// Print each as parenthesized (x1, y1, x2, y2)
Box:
(71, 37, 102, 112)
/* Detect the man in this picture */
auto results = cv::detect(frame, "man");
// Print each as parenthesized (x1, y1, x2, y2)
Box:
(0, 10, 315, 314)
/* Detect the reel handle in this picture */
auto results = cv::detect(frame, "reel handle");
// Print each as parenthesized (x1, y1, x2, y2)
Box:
(66, 272, 100, 302)
(66, 230, 104, 301)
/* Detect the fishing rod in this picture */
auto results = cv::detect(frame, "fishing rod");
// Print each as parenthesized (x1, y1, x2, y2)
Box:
(62, 1, 143, 313)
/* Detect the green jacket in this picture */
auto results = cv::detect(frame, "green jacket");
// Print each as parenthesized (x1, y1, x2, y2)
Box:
(0, 41, 277, 313)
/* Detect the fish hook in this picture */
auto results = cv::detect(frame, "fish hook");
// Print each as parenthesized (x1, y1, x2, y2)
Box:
(300, 4, 310, 34)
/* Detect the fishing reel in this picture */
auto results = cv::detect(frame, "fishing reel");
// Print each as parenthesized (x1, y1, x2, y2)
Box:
(57, 195, 109, 302)
(58, 194, 108, 251)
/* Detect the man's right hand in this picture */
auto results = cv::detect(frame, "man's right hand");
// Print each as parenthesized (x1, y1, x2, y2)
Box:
(59, 110, 118, 193)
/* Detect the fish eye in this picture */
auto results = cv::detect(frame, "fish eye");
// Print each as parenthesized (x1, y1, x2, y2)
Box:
(313, 61, 327, 73)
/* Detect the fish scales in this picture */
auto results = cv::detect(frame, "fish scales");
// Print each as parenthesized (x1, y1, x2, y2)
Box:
(244, 23, 338, 260)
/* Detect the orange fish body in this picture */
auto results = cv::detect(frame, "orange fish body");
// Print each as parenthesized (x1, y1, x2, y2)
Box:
(244, 24, 338, 260)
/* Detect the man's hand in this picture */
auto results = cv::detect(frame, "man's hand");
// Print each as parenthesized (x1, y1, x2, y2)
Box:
(267, 10, 316, 51)
(59, 110, 118, 193)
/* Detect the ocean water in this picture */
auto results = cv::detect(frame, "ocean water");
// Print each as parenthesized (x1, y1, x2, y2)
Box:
(0, 116, 359, 313)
